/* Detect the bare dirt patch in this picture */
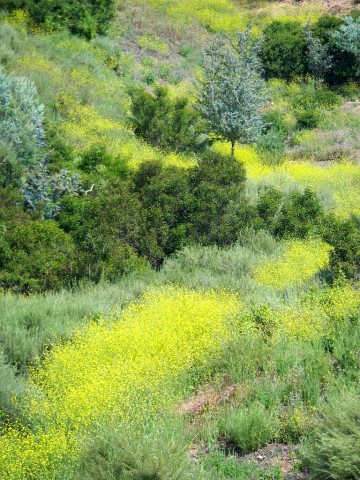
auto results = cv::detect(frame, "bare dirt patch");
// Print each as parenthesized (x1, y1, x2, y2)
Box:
(177, 383, 239, 416)
(238, 443, 309, 480)
(274, 0, 359, 15)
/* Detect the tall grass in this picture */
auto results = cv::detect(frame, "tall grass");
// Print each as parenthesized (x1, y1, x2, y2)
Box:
(0, 272, 154, 372)
(301, 388, 360, 480)
(0, 230, 281, 372)
(76, 416, 206, 480)
(159, 230, 280, 297)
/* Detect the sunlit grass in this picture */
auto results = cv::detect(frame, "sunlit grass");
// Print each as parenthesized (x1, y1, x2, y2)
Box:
(0, 286, 240, 479)
(149, 0, 323, 33)
(254, 238, 331, 290)
(213, 142, 360, 217)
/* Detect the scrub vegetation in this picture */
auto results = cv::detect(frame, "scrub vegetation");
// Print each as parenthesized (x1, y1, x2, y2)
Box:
(0, 1, 359, 479)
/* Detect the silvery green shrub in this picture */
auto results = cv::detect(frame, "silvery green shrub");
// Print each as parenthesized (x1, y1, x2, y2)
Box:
(22, 158, 82, 219)
(0, 66, 45, 166)
(304, 22, 333, 81)
(196, 27, 267, 156)
(332, 17, 360, 75)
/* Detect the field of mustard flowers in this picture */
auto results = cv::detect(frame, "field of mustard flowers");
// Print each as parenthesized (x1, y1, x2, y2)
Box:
(0, 0, 359, 478)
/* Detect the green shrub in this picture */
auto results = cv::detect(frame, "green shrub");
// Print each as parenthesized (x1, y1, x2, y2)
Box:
(131, 153, 254, 263)
(311, 16, 358, 85)
(132, 161, 192, 266)
(0, 220, 77, 293)
(296, 110, 321, 129)
(320, 214, 360, 281)
(59, 185, 148, 280)
(188, 151, 255, 246)
(76, 418, 199, 480)
(219, 403, 276, 454)
(261, 21, 308, 80)
(30, 0, 115, 39)
(274, 188, 324, 239)
(130, 86, 207, 153)
(257, 187, 323, 239)
(0, 142, 22, 188)
(301, 389, 360, 480)
(2, 0, 114, 38)
(79, 144, 113, 174)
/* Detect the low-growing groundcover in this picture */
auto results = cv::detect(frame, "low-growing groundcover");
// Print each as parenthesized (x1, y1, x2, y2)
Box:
(0, 286, 240, 478)
(0, 280, 359, 479)
(0, 1, 359, 479)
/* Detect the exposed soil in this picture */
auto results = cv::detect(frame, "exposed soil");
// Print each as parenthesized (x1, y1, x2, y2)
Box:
(277, 0, 360, 14)
(237, 443, 310, 480)
(180, 384, 310, 479)
(177, 383, 239, 416)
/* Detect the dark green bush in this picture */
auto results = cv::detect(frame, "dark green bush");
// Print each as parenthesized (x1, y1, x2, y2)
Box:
(59, 185, 147, 281)
(0, 220, 77, 293)
(188, 151, 255, 246)
(296, 110, 321, 129)
(2, 0, 115, 39)
(1, 1, 24, 11)
(257, 187, 323, 239)
(261, 21, 308, 80)
(301, 389, 360, 480)
(274, 189, 324, 239)
(132, 161, 192, 266)
(261, 16, 358, 84)
(79, 143, 113, 174)
(0, 143, 22, 188)
(130, 86, 208, 153)
(311, 15, 359, 85)
(320, 214, 360, 281)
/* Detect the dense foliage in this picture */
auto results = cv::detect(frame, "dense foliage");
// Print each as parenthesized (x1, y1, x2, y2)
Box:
(196, 28, 267, 155)
(261, 20, 308, 80)
(2, 0, 115, 38)
(0, 2, 359, 479)
(261, 15, 360, 84)
(130, 86, 208, 153)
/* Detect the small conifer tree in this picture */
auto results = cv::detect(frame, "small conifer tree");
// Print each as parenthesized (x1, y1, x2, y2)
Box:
(304, 22, 333, 82)
(196, 28, 267, 156)
(332, 17, 360, 75)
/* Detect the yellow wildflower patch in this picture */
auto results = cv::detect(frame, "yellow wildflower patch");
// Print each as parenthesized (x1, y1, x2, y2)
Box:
(272, 283, 360, 341)
(254, 239, 332, 290)
(215, 140, 360, 217)
(0, 287, 240, 479)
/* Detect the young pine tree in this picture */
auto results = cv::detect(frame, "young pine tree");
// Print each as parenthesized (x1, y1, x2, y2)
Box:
(196, 28, 267, 156)
(304, 22, 333, 82)
(332, 17, 360, 76)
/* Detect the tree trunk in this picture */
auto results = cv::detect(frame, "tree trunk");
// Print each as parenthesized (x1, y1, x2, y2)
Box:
(231, 140, 235, 157)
